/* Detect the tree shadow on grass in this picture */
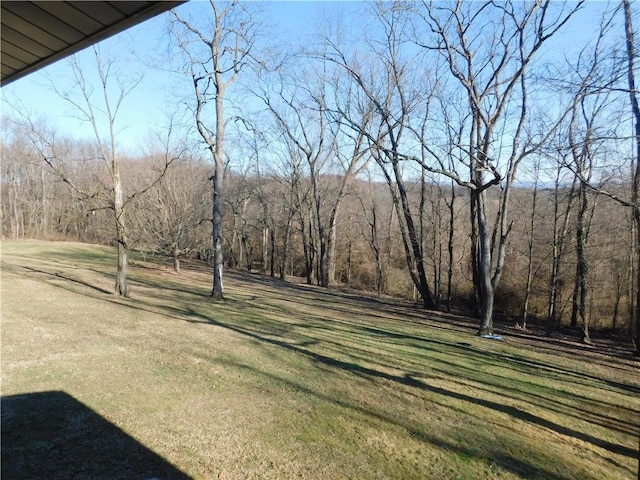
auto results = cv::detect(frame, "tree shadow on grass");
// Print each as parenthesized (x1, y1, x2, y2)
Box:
(6, 251, 637, 476)
(1, 391, 192, 480)
(179, 307, 639, 463)
(4, 262, 113, 295)
(215, 358, 598, 480)
(59, 275, 637, 463)
(356, 322, 640, 401)
(228, 270, 640, 363)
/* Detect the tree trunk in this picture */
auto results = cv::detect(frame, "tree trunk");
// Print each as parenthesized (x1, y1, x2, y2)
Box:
(327, 201, 341, 285)
(470, 187, 481, 317)
(40, 165, 48, 237)
(280, 207, 294, 281)
(173, 246, 181, 273)
(572, 182, 591, 343)
(384, 205, 395, 296)
(432, 195, 443, 309)
(211, 68, 225, 299)
(300, 209, 314, 285)
(270, 223, 276, 278)
(446, 181, 455, 313)
(632, 198, 640, 352)
(476, 187, 494, 335)
(262, 225, 269, 274)
(312, 179, 329, 288)
(115, 237, 128, 296)
(548, 172, 576, 332)
(229, 210, 239, 269)
(9, 165, 21, 240)
(113, 168, 128, 297)
(346, 241, 352, 285)
(419, 169, 429, 299)
(391, 158, 434, 309)
(317, 238, 324, 287)
(373, 206, 384, 298)
(522, 168, 540, 330)
(362, 176, 385, 297)
(623, 0, 640, 356)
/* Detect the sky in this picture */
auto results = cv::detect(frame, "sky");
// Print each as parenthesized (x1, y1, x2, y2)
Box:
(0, 1, 618, 160)
(1, 1, 364, 155)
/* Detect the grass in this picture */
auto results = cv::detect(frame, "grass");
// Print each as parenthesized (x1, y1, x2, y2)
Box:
(1, 239, 639, 479)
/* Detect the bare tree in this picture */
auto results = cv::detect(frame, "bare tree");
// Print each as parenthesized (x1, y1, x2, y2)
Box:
(255, 56, 356, 288)
(1, 123, 101, 242)
(324, 3, 437, 308)
(1, 121, 37, 240)
(549, 3, 629, 343)
(521, 160, 541, 330)
(130, 153, 210, 273)
(411, 1, 583, 334)
(171, 0, 258, 299)
(15, 47, 178, 296)
(66, 50, 134, 295)
(357, 170, 387, 297)
(559, 0, 640, 353)
(546, 159, 577, 333)
(268, 130, 313, 282)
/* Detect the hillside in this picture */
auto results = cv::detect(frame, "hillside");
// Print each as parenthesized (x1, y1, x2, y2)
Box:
(1, 240, 638, 479)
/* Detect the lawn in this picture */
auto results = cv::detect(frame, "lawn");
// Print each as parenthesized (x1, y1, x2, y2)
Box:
(1, 240, 638, 479)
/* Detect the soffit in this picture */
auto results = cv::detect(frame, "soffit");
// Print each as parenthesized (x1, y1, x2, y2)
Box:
(1, 1, 184, 86)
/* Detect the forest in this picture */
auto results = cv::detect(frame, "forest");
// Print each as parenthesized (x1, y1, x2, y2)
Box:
(2, 0, 639, 350)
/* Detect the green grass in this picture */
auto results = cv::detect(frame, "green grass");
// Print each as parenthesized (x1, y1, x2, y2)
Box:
(2, 239, 639, 479)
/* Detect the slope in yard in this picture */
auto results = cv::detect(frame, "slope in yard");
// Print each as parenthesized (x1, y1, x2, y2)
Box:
(1, 240, 639, 479)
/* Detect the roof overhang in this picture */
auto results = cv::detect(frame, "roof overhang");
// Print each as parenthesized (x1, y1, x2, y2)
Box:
(1, 1, 185, 86)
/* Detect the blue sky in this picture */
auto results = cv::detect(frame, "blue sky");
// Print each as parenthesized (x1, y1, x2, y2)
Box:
(1, 1, 364, 155)
(1, 1, 616, 158)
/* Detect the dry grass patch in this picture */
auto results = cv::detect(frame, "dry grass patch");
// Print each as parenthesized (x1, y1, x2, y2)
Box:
(1, 240, 639, 479)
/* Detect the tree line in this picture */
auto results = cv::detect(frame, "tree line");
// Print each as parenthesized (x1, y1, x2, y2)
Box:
(1, 0, 638, 351)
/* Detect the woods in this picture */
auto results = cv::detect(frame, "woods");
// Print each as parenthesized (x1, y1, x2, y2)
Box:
(2, 0, 639, 350)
